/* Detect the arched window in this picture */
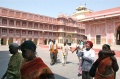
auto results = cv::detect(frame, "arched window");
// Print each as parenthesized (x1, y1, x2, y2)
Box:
(2, 19, 7, 25)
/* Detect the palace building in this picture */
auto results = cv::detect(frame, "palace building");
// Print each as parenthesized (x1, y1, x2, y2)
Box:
(0, 7, 85, 47)
(73, 6, 120, 46)
(0, 6, 120, 47)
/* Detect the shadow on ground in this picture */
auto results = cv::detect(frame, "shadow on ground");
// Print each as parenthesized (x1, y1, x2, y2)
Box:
(54, 74, 68, 79)
(0, 51, 10, 78)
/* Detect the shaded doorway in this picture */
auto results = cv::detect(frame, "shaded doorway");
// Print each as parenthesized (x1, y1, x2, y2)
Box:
(66, 35, 72, 46)
(34, 38, 38, 45)
(116, 26, 120, 45)
(8, 37, 13, 45)
(44, 39, 47, 45)
(1, 37, 7, 45)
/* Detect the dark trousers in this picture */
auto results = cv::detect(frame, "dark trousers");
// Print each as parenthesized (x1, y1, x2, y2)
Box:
(50, 53, 58, 64)
(82, 71, 93, 79)
(50, 53, 55, 64)
(54, 53, 58, 63)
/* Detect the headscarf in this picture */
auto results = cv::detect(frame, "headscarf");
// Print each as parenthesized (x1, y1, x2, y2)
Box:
(86, 41, 93, 48)
(102, 44, 111, 50)
(9, 43, 19, 49)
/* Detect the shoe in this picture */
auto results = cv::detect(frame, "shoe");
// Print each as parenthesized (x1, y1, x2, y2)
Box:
(78, 73, 82, 76)
(62, 63, 65, 66)
(50, 63, 53, 65)
(50, 63, 55, 65)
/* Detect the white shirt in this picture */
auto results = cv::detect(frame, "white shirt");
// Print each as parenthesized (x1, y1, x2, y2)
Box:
(83, 48, 95, 60)
(82, 48, 95, 71)
(49, 41, 53, 50)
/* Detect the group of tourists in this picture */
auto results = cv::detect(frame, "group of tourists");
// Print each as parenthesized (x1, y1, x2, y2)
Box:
(49, 39, 119, 79)
(72, 40, 119, 79)
(1, 39, 119, 79)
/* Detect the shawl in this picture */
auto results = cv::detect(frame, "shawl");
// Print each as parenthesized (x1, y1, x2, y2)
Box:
(20, 57, 55, 79)
(95, 57, 114, 79)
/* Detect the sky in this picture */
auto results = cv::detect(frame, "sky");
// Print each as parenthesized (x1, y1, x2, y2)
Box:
(0, 0, 120, 18)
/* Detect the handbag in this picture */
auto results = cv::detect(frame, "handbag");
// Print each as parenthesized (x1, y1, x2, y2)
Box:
(77, 51, 84, 57)
(89, 56, 105, 77)
(89, 64, 97, 77)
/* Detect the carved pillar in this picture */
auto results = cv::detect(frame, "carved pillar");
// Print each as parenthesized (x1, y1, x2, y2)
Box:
(0, 18, 2, 25)
(47, 39, 49, 45)
(42, 31, 44, 45)
(7, 19, 9, 26)
(26, 30, 28, 38)
(14, 20, 16, 27)
(37, 38, 40, 45)
(26, 22, 28, 28)
(13, 37, 16, 43)
(20, 29, 22, 44)
(32, 38, 34, 41)
(26, 38, 28, 41)
(0, 38, 1, 45)
(6, 38, 9, 45)
(20, 21, 22, 28)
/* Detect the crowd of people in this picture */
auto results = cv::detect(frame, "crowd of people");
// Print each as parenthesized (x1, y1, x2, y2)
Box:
(1, 39, 119, 79)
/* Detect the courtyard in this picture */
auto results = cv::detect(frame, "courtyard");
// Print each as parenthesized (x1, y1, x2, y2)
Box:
(0, 46, 120, 79)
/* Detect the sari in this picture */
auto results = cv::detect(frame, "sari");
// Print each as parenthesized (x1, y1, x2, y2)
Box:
(20, 57, 55, 79)
(95, 57, 114, 79)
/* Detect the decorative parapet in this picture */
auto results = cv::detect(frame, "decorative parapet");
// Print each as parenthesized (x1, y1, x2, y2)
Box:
(0, 7, 58, 25)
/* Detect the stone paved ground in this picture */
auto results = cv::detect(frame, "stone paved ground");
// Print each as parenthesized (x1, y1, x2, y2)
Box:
(0, 46, 120, 79)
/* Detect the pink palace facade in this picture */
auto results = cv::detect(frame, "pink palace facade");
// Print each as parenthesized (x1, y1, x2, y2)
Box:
(0, 6, 120, 46)
(0, 7, 85, 46)
(82, 7, 120, 45)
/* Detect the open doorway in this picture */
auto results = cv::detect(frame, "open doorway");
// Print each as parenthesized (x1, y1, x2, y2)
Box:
(116, 26, 120, 45)
(1, 37, 7, 45)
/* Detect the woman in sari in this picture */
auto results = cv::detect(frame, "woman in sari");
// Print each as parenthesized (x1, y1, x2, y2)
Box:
(94, 44, 119, 79)
(20, 40, 55, 79)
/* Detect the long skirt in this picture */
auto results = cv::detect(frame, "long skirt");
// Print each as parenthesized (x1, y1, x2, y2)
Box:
(78, 58, 82, 74)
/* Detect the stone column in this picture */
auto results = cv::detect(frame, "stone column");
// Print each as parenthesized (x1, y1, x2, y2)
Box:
(42, 31, 44, 45)
(112, 33, 115, 45)
(26, 38, 28, 41)
(0, 18, 2, 25)
(0, 38, 1, 45)
(14, 20, 16, 27)
(47, 39, 49, 45)
(6, 38, 9, 45)
(37, 38, 40, 45)
(7, 19, 9, 26)
(32, 38, 34, 41)
(13, 37, 16, 43)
